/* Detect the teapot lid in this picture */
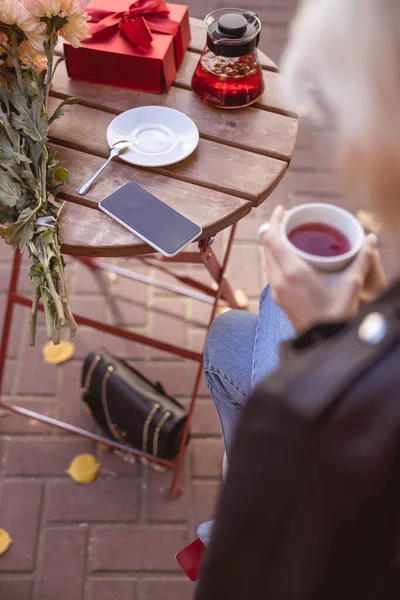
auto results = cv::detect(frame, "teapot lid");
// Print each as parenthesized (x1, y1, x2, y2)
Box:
(205, 9, 261, 58)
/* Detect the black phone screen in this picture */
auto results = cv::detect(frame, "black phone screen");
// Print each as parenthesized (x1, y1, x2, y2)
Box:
(99, 182, 202, 256)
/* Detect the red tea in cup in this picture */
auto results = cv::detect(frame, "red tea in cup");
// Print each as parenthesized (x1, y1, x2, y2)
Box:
(288, 223, 351, 257)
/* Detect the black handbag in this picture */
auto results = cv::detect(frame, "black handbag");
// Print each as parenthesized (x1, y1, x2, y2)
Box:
(81, 349, 188, 461)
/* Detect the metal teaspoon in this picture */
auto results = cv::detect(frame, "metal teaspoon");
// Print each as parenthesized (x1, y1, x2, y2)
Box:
(78, 140, 130, 195)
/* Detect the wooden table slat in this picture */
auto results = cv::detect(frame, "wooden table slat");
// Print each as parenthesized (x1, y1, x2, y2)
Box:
(48, 95, 289, 205)
(54, 145, 252, 255)
(51, 64, 297, 164)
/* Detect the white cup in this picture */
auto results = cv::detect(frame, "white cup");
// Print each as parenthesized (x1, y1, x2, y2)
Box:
(258, 203, 365, 272)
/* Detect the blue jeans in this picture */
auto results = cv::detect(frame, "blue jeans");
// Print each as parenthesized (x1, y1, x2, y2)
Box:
(197, 285, 294, 545)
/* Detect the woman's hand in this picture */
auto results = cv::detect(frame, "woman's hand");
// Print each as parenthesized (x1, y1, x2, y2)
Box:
(261, 206, 388, 333)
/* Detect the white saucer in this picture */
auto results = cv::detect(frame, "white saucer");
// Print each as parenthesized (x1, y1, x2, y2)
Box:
(106, 106, 199, 168)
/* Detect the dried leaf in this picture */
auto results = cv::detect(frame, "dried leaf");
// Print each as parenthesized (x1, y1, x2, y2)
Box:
(42, 340, 75, 364)
(0, 173, 22, 208)
(10, 89, 48, 144)
(216, 306, 231, 317)
(66, 454, 100, 484)
(49, 97, 79, 125)
(357, 210, 384, 236)
(0, 529, 12, 556)
(234, 289, 249, 309)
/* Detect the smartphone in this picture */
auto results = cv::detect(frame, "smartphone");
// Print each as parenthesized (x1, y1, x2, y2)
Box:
(99, 182, 202, 257)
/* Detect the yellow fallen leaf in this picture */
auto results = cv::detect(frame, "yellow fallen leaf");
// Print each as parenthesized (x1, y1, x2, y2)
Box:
(66, 454, 100, 484)
(234, 289, 249, 309)
(43, 340, 75, 365)
(216, 306, 231, 317)
(357, 210, 384, 236)
(0, 529, 12, 556)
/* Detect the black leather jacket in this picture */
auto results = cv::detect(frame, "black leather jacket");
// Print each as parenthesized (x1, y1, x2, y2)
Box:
(196, 282, 400, 600)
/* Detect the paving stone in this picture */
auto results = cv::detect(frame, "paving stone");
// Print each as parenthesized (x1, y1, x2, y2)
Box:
(3, 438, 94, 476)
(97, 448, 139, 477)
(1, 359, 17, 395)
(89, 578, 136, 600)
(70, 295, 109, 323)
(227, 245, 264, 298)
(191, 400, 221, 436)
(0, 243, 14, 262)
(192, 481, 220, 528)
(146, 471, 190, 523)
(0, 578, 33, 599)
(47, 479, 140, 523)
(35, 527, 88, 600)
(74, 263, 112, 294)
(72, 329, 145, 361)
(188, 302, 212, 329)
(91, 526, 187, 572)
(141, 578, 194, 600)
(148, 299, 187, 359)
(0, 400, 55, 434)
(187, 328, 206, 355)
(110, 275, 149, 327)
(0, 481, 43, 572)
(191, 439, 224, 478)
(287, 170, 340, 197)
(0, 300, 27, 358)
(235, 216, 264, 242)
(18, 331, 58, 396)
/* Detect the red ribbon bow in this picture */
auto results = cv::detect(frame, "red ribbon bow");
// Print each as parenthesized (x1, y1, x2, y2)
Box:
(88, 0, 177, 52)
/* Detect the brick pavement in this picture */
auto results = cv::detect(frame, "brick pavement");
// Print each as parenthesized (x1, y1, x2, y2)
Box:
(0, 1, 398, 599)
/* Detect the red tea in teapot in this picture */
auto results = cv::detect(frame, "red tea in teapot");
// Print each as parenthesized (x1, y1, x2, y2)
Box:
(192, 50, 264, 109)
(192, 10, 264, 109)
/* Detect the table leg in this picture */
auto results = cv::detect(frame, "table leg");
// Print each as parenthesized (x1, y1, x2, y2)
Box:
(0, 250, 22, 404)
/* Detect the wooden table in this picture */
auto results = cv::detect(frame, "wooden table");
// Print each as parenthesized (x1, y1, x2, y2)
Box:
(0, 18, 298, 497)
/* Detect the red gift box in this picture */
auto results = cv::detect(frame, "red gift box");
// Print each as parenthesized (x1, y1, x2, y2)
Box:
(64, 0, 191, 93)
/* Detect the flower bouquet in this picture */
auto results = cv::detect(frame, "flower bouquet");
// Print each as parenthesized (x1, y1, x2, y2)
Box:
(0, 0, 91, 346)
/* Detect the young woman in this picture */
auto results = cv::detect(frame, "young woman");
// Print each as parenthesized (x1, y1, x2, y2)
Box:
(190, 1, 400, 593)
(196, 0, 392, 548)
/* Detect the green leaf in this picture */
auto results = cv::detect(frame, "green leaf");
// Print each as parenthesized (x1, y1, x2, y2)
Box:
(53, 165, 70, 183)
(0, 174, 23, 208)
(49, 97, 79, 125)
(10, 89, 48, 144)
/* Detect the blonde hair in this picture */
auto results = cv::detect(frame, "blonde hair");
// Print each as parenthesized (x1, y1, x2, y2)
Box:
(281, 0, 400, 219)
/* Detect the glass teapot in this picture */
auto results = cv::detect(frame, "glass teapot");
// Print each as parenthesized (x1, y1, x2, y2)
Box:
(192, 9, 264, 109)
